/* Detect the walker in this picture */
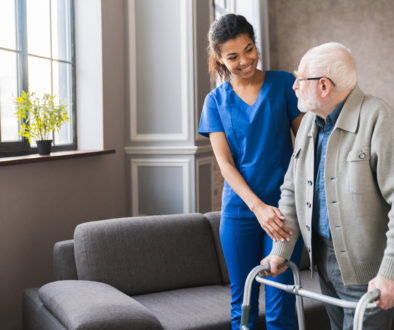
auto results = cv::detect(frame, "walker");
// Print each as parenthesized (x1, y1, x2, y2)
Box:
(240, 261, 381, 330)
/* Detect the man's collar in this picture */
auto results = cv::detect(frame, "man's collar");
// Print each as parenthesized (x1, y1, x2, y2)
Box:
(335, 85, 365, 133)
(315, 99, 345, 129)
(308, 85, 365, 137)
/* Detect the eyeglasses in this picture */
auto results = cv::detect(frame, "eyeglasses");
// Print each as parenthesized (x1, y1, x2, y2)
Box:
(296, 76, 336, 87)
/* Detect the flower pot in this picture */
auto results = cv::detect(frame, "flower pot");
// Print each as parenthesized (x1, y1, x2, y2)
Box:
(36, 140, 53, 155)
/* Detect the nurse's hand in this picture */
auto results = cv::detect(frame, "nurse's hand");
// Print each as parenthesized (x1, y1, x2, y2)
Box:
(253, 203, 292, 242)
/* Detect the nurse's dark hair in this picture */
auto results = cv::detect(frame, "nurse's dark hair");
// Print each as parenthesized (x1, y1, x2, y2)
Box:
(208, 14, 256, 81)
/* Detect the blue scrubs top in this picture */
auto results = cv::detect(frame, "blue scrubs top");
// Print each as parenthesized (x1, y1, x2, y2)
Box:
(198, 70, 300, 218)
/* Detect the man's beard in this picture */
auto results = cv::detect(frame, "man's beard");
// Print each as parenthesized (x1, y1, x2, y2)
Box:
(295, 88, 322, 113)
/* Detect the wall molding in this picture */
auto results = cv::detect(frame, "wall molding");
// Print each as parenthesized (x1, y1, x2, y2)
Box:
(130, 158, 191, 216)
(128, 0, 193, 142)
(125, 144, 212, 155)
(260, 0, 270, 69)
(196, 156, 214, 212)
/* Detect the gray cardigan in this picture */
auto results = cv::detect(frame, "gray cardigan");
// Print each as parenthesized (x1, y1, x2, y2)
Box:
(271, 86, 394, 285)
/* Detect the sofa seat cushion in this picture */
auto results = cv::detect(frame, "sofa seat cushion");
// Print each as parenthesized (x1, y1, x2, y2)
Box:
(134, 285, 268, 330)
(134, 285, 234, 330)
(74, 213, 222, 295)
(132, 273, 329, 330)
(39, 280, 163, 330)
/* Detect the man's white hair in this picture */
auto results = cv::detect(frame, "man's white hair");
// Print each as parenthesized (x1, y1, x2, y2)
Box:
(304, 42, 357, 91)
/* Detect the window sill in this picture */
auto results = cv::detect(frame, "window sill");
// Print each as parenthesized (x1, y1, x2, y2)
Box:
(0, 149, 115, 166)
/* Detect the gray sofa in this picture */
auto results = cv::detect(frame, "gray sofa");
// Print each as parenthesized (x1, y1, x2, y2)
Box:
(23, 212, 330, 330)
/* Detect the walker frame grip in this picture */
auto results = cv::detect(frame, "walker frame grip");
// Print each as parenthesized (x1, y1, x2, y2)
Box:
(240, 260, 380, 330)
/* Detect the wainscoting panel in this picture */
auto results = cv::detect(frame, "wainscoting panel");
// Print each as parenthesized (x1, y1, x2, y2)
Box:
(196, 157, 214, 213)
(128, 0, 192, 141)
(131, 158, 191, 216)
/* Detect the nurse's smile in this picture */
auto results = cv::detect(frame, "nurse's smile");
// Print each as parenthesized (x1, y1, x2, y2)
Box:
(240, 64, 254, 73)
(218, 33, 259, 80)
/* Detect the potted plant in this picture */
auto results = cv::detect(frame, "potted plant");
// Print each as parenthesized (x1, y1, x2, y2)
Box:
(15, 91, 69, 155)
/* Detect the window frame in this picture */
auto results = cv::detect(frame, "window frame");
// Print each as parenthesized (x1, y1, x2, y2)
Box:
(0, 0, 77, 157)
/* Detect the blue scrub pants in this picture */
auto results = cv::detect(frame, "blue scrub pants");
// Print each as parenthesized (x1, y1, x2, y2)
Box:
(220, 216, 303, 330)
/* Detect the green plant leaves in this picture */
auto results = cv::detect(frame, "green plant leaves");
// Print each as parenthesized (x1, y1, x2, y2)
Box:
(15, 91, 69, 144)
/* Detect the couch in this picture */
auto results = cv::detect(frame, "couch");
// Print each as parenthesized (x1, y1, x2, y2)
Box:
(23, 212, 330, 330)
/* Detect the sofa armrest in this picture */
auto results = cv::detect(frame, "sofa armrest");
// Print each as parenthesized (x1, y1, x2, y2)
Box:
(39, 280, 163, 330)
(53, 240, 78, 280)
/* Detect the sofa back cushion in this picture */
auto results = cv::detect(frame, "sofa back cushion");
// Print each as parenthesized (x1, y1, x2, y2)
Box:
(74, 213, 222, 295)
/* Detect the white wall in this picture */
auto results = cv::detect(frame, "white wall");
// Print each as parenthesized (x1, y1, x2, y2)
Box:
(75, 0, 104, 149)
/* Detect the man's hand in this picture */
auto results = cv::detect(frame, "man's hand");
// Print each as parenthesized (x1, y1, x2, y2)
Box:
(368, 275, 394, 310)
(260, 255, 287, 277)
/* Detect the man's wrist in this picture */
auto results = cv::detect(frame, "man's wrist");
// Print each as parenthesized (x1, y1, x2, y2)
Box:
(378, 255, 394, 281)
(270, 243, 292, 261)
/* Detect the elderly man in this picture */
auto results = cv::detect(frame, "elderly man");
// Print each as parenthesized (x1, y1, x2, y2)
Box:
(263, 42, 394, 329)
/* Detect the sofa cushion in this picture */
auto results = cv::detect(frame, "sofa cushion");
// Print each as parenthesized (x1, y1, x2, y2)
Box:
(131, 271, 330, 330)
(134, 285, 241, 330)
(39, 280, 163, 330)
(23, 289, 67, 330)
(74, 213, 222, 295)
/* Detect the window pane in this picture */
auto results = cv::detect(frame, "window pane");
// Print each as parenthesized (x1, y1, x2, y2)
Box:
(0, 0, 17, 49)
(216, 0, 226, 8)
(0, 50, 20, 141)
(26, 0, 51, 57)
(51, 0, 72, 61)
(28, 56, 51, 95)
(53, 61, 72, 145)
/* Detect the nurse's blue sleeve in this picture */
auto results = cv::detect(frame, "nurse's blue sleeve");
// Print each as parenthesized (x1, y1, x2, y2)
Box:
(198, 93, 224, 138)
(284, 73, 301, 121)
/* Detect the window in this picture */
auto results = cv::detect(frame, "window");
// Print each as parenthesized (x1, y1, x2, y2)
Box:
(0, 0, 75, 157)
(214, 0, 235, 19)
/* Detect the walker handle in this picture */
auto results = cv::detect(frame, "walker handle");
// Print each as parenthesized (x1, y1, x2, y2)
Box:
(240, 261, 301, 330)
(353, 288, 380, 330)
(241, 260, 381, 330)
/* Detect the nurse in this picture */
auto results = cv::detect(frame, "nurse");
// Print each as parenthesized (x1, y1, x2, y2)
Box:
(198, 14, 304, 330)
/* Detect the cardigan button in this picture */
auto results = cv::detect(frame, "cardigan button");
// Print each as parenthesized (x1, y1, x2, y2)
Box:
(306, 225, 310, 231)
(307, 180, 313, 186)
(359, 152, 366, 159)
(306, 202, 311, 208)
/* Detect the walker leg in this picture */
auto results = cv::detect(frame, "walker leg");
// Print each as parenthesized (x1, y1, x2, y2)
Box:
(240, 265, 270, 330)
(286, 261, 306, 330)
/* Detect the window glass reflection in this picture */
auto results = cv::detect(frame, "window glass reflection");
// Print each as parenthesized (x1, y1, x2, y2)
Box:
(53, 61, 72, 145)
(27, 0, 51, 57)
(28, 56, 51, 96)
(0, 50, 19, 141)
(51, 0, 72, 61)
(0, 0, 17, 50)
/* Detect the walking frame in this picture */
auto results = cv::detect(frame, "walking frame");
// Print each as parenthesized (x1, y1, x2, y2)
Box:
(240, 261, 381, 330)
